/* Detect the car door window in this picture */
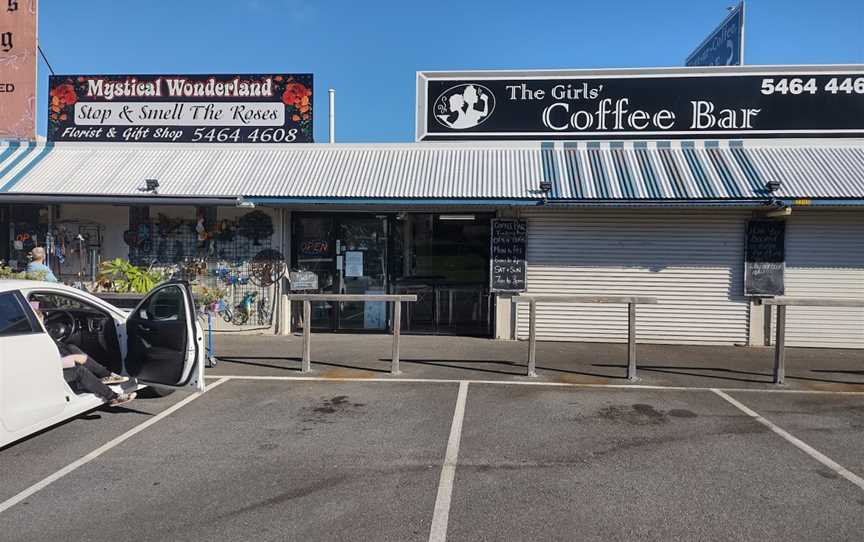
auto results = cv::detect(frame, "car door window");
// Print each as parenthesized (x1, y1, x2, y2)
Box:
(0, 292, 39, 336)
(29, 293, 90, 311)
(139, 286, 185, 321)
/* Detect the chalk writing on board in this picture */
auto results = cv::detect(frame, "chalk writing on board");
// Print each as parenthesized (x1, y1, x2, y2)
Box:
(490, 219, 527, 292)
(745, 220, 785, 296)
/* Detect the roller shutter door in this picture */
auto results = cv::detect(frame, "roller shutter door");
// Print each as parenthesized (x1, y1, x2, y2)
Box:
(771, 211, 864, 349)
(516, 209, 750, 345)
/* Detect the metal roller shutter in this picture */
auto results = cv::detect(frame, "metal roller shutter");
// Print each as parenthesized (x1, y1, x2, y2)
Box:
(770, 211, 864, 349)
(517, 209, 750, 345)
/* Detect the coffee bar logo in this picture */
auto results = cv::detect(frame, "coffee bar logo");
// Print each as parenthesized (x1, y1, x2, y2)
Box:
(434, 83, 495, 129)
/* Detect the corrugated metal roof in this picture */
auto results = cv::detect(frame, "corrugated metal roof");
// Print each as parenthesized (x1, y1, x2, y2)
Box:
(3, 139, 864, 202)
(0, 141, 54, 192)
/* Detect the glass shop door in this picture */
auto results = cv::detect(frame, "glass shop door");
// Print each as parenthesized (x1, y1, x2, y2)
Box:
(335, 215, 388, 331)
(292, 215, 337, 330)
(292, 213, 388, 332)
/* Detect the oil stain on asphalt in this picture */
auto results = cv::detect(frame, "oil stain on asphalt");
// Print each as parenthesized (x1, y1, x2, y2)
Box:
(595, 403, 698, 425)
(300, 395, 366, 431)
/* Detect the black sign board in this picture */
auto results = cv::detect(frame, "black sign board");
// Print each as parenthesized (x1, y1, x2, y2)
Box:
(48, 74, 313, 143)
(745, 220, 785, 296)
(490, 219, 527, 293)
(417, 67, 864, 141)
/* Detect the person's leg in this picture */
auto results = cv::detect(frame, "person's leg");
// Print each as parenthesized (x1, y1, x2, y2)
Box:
(82, 357, 110, 379)
(63, 365, 118, 402)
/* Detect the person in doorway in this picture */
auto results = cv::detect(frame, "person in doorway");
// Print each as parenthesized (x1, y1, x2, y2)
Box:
(32, 305, 136, 406)
(26, 247, 58, 282)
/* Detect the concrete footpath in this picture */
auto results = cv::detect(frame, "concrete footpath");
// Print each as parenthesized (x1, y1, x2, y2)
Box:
(210, 333, 864, 391)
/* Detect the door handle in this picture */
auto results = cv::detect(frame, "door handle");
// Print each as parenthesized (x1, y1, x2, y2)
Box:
(137, 323, 153, 332)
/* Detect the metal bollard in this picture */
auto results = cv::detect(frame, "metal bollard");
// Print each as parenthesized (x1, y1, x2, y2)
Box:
(773, 305, 787, 385)
(627, 302, 637, 381)
(301, 299, 312, 373)
(391, 301, 402, 375)
(527, 300, 537, 377)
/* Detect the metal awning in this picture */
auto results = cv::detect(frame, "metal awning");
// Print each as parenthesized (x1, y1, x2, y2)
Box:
(2, 139, 863, 204)
(0, 141, 54, 193)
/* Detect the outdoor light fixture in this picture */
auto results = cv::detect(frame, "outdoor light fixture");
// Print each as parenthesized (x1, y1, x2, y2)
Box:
(762, 179, 785, 209)
(538, 180, 553, 205)
(138, 178, 159, 194)
(235, 196, 256, 209)
(439, 214, 475, 221)
(764, 180, 782, 193)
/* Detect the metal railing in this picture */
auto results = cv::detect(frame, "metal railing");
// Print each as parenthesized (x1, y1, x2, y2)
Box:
(283, 294, 418, 374)
(512, 295, 659, 380)
(763, 297, 864, 385)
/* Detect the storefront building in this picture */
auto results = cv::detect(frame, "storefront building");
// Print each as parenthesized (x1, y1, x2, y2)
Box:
(1, 137, 862, 348)
(1, 66, 862, 348)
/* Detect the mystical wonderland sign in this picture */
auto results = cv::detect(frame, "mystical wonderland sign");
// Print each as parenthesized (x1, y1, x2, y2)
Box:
(416, 66, 864, 141)
(48, 73, 313, 143)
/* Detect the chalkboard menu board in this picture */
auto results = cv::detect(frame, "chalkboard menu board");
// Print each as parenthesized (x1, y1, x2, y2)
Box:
(745, 220, 785, 296)
(490, 219, 527, 292)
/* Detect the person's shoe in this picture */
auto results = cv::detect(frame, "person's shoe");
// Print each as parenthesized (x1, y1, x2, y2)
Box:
(109, 392, 136, 407)
(102, 373, 129, 385)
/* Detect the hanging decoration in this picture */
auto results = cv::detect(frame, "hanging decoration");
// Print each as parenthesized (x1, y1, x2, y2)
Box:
(237, 210, 274, 245)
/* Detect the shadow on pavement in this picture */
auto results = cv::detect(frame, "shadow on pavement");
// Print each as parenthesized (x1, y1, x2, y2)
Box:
(388, 358, 625, 380)
(594, 363, 864, 386)
(217, 357, 392, 374)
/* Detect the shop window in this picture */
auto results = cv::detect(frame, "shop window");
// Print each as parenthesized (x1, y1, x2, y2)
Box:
(391, 213, 492, 336)
(9, 204, 49, 270)
(0, 204, 8, 261)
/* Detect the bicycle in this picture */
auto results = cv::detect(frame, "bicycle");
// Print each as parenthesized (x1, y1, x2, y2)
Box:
(231, 291, 258, 325)
(214, 298, 234, 324)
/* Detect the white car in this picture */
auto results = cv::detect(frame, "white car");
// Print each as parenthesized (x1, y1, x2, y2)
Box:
(0, 279, 205, 448)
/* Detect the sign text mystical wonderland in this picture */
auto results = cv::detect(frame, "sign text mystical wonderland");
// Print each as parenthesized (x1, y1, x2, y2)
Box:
(48, 74, 313, 143)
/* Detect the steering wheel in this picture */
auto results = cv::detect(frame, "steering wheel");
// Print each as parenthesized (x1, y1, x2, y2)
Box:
(43, 310, 78, 343)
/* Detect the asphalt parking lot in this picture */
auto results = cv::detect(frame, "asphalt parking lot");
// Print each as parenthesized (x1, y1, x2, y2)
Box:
(2, 377, 864, 541)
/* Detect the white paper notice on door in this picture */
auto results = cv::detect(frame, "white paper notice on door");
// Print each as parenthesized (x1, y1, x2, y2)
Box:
(345, 251, 363, 277)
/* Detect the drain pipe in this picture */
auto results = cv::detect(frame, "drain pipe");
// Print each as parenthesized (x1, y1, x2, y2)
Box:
(328, 88, 335, 143)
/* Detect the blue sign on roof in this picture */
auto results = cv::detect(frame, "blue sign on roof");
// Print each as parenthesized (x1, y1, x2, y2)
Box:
(686, 2, 745, 67)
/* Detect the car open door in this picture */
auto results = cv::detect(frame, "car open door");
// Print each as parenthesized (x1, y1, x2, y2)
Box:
(125, 281, 204, 392)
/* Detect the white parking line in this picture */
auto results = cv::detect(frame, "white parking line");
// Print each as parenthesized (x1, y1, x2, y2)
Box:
(429, 381, 469, 542)
(712, 389, 864, 491)
(208, 374, 864, 395)
(0, 378, 230, 515)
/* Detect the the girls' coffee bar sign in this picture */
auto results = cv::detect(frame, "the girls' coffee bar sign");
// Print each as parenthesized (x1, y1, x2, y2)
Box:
(416, 66, 864, 141)
(48, 73, 313, 143)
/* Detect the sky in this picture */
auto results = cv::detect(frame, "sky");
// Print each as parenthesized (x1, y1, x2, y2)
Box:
(35, 0, 864, 142)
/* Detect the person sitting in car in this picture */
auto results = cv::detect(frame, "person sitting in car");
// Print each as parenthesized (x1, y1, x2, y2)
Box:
(32, 304, 136, 406)
(58, 343, 136, 406)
